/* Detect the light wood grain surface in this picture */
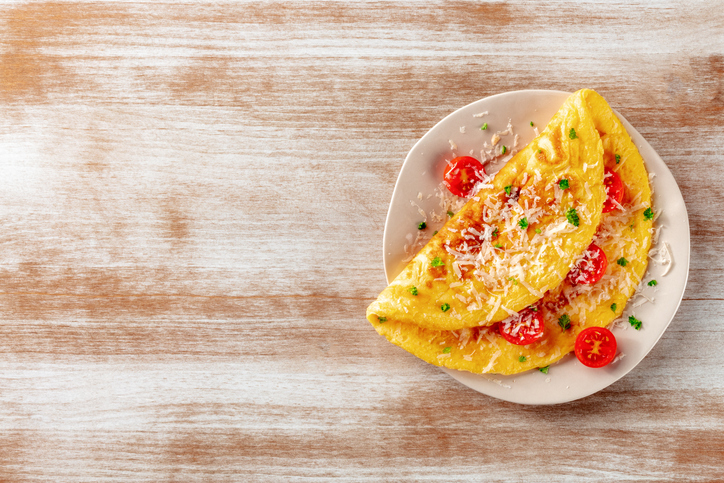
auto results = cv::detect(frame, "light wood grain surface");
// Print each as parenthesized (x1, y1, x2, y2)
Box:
(0, 1, 722, 481)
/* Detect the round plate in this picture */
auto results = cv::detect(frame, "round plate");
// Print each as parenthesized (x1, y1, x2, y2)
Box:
(382, 90, 690, 405)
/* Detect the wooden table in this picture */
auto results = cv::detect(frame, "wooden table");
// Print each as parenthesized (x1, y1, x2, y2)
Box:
(1, 2, 722, 480)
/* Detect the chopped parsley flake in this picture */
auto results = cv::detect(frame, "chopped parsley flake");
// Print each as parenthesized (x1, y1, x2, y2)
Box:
(538, 149, 542, 153)
(494, 243, 503, 248)
(519, 356, 526, 362)
(518, 217, 529, 229)
(508, 276, 518, 285)
(433, 230, 438, 236)
(408, 286, 418, 296)
(378, 316, 387, 323)
(615, 154, 621, 164)
(644, 207, 654, 220)
(569, 128, 577, 139)
(630, 223, 635, 231)
(539, 366, 549, 374)
(648, 280, 658, 286)
(610, 303, 617, 312)
(443, 346, 451, 354)
(447, 210, 454, 217)
(530, 121, 534, 126)
(418, 221, 426, 230)
(535, 228, 542, 234)
(559, 179, 570, 190)
(441, 303, 451, 312)
(628, 315, 642, 330)
(504, 185, 512, 195)
(558, 314, 571, 330)
(501, 145, 507, 155)
(481, 123, 488, 130)
(492, 227, 499, 238)
(566, 207, 580, 227)
(617, 257, 629, 267)
(430, 257, 444, 267)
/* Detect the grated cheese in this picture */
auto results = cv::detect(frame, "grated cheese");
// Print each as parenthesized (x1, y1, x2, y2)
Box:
(481, 350, 501, 373)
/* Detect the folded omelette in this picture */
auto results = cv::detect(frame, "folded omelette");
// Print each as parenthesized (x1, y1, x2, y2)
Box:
(370, 89, 653, 375)
(367, 89, 607, 331)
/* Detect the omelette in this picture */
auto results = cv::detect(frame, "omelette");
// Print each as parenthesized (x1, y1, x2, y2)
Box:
(371, 89, 653, 375)
(367, 89, 607, 331)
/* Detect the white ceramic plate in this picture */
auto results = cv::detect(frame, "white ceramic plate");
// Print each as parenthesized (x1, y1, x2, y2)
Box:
(383, 90, 690, 405)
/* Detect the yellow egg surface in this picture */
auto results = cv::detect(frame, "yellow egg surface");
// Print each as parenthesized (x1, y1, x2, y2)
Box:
(370, 90, 653, 375)
(367, 89, 607, 331)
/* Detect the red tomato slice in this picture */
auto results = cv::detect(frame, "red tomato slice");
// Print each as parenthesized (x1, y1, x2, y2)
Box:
(443, 156, 486, 198)
(499, 307, 545, 345)
(575, 326, 617, 368)
(602, 168, 624, 213)
(567, 243, 608, 285)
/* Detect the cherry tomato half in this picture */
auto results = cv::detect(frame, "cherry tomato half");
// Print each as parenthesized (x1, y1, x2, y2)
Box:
(499, 307, 545, 346)
(574, 326, 617, 368)
(567, 243, 608, 285)
(444, 156, 486, 198)
(602, 168, 624, 213)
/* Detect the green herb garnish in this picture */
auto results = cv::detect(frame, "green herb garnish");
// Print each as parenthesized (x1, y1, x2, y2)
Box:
(430, 257, 444, 267)
(566, 207, 580, 227)
(447, 210, 454, 217)
(559, 179, 570, 190)
(519, 356, 527, 362)
(539, 366, 549, 374)
(443, 346, 451, 354)
(628, 315, 642, 330)
(408, 286, 418, 296)
(644, 207, 654, 220)
(617, 257, 628, 267)
(504, 185, 512, 195)
(648, 280, 658, 286)
(558, 314, 571, 330)
(615, 154, 621, 164)
(494, 243, 503, 248)
(518, 217, 529, 229)
(569, 128, 577, 139)
(535, 228, 542, 234)
(610, 303, 617, 312)
(530, 121, 534, 126)
(378, 316, 387, 323)
(433, 230, 438, 236)
(481, 123, 488, 130)
(501, 145, 507, 155)
(418, 222, 426, 230)
(441, 303, 451, 312)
